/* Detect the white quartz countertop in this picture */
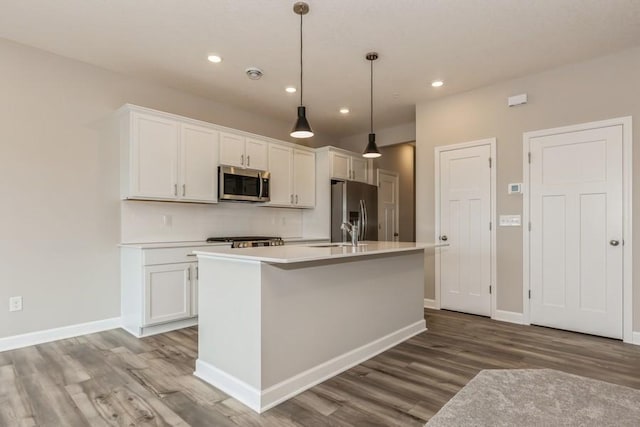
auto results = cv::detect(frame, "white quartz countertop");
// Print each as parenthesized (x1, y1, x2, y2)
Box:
(194, 241, 439, 264)
(118, 237, 329, 249)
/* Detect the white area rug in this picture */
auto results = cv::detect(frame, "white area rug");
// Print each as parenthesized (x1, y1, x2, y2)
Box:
(426, 369, 640, 426)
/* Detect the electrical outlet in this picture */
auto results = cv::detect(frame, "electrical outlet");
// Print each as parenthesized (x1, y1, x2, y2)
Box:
(9, 296, 22, 312)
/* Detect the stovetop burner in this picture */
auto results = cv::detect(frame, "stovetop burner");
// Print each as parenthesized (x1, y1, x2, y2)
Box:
(206, 236, 280, 243)
(206, 236, 284, 248)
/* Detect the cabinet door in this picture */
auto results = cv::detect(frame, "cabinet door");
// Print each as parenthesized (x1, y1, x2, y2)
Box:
(219, 132, 245, 167)
(191, 263, 198, 316)
(330, 152, 351, 180)
(144, 263, 192, 326)
(267, 144, 293, 206)
(180, 124, 219, 202)
(293, 149, 315, 207)
(351, 156, 368, 183)
(130, 112, 179, 199)
(245, 138, 268, 170)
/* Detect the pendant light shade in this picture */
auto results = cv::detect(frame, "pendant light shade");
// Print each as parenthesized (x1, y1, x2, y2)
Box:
(291, 2, 314, 139)
(363, 52, 381, 158)
(363, 133, 381, 158)
(291, 106, 313, 138)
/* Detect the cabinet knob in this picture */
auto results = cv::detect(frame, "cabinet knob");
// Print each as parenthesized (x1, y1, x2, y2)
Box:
(610, 240, 620, 246)
(440, 235, 448, 241)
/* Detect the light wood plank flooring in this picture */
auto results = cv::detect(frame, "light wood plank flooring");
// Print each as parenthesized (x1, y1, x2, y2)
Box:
(1, 309, 639, 426)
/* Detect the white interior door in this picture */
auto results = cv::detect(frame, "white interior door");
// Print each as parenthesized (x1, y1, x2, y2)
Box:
(378, 170, 399, 241)
(438, 144, 492, 316)
(529, 125, 623, 339)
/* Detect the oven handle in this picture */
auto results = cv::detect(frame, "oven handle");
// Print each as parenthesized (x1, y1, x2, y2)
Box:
(258, 171, 264, 200)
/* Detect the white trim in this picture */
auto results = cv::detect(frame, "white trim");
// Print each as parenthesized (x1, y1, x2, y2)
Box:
(522, 117, 633, 343)
(493, 310, 525, 325)
(434, 138, 497, 318)
(0, 317, 121, 353)
(423, 298, 438, 309)
(122, 317, 198, 338)
(632, 332, 640, 346)
(194, 320, 426, 413)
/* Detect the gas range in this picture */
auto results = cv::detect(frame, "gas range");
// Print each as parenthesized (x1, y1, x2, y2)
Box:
(206, 236, 284, 249)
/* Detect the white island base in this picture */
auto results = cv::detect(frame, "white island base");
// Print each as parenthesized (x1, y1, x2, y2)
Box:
(194, 243, 427, 413)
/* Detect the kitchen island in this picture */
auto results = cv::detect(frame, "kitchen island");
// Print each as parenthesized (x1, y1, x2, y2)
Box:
(193, 241, 433, 413)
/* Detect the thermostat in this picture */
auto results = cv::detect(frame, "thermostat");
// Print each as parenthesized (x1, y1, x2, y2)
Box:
(508, 183, 522, 194)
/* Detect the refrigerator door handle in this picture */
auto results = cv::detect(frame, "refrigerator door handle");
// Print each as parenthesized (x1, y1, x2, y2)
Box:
(363, 200, 368, 240)
(360, 199, 367, 241)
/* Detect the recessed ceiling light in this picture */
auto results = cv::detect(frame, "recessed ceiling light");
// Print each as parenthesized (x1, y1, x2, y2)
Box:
(431, 80, 444, 87)
(339, 108, 350, 114)
(207, 55, 222, 63)
(285, 86, 297, 93)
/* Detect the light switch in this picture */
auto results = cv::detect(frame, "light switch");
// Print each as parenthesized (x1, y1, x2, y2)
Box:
(499, 215, 521, 227)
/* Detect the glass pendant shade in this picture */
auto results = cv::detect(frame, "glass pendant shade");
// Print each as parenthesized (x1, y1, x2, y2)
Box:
(363, 133, 381, 158)
(290, 106, 314, 138)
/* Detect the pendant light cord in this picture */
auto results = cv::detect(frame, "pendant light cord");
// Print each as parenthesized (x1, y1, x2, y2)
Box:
(370, 58, 374, 133)
(299, 13, 303, 106)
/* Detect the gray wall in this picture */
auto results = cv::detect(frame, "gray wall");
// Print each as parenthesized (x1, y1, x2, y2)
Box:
(416, 46, 640, 331)
(0, 38, 332, 339)
(375, 144, 416, 242)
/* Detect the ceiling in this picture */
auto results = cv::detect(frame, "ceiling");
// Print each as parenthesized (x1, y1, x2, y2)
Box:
(2, 1, 640, 139)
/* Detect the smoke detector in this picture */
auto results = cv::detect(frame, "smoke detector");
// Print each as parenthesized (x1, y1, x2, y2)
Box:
(245, 67, 264, 80)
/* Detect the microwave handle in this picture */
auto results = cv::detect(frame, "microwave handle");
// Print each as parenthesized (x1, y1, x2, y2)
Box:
(258, 172, 264, 199)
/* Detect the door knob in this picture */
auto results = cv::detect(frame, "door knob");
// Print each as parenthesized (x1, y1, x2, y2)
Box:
(610, 240, 620, 246)
(440, 235, 448, 241)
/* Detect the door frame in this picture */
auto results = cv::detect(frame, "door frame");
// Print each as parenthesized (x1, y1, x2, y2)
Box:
(377, 169, 400, 241)
(522, 117, 633, 343)
(434, 138, 497, 318)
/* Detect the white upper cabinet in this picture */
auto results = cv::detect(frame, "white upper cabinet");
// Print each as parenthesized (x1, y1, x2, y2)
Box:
(130, 112, 180, 199)
(268, 144, 293, 206)
(245, 137, 269, 170)
(293, 149, 316, 207)
(267, 143, 315, 208)
(351, 157, 368, 183)
(219, 132, 246, 168)
(219, 132, 268, 170)
(180, 124, 219, 202)
(121, 106, 218, 203)
(329, 150, 369, 183)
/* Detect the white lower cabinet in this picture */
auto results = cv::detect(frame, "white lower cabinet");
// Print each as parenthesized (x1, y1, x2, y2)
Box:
(121, 245, 208, 337)
(144, 263, 192, 326)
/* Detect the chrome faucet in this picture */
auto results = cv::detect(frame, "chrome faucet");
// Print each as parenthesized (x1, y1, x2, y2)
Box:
(341, 221, 360, 246)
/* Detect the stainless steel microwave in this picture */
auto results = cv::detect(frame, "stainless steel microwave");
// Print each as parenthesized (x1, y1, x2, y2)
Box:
(219, 166, 270, 202)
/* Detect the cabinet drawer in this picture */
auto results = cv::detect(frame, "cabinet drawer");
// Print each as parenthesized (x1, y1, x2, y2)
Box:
(143, 245, 226, 265)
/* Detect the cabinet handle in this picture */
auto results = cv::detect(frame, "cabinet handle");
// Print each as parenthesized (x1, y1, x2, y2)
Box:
(188, 267, 191, 281)
(290, 194, 294, 204)
(174, 184, 177, 196)
(247, 155, 250, 167)
(196, 266, 199, 280)
(241, 154, 244, 165)
(182, 184, 186, 196)
(295, 194, 298, 204)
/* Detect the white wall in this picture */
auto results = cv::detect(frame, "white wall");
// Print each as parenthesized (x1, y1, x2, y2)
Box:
(0, 38, 330, 339)
(416, 46, 640, 330)
(121, 201, 303, 243)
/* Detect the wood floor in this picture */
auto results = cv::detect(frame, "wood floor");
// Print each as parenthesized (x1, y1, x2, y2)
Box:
(2, 309, 640, 426)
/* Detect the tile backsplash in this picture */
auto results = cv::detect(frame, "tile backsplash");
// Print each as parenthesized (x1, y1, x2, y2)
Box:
(121, 200, 303, 243)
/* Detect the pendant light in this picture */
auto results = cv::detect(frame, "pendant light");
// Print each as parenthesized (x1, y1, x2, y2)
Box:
(290, 2, 314, 138)
(363, 52, 381, 158)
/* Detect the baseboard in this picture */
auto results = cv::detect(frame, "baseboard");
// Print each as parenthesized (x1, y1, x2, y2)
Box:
(493, 309, 525, 325)
(632, 331, 640, 346)
(0, 317, 122, 353)
(122, 317, 198, 338)
(423, 298, 438, 309)
(194, 319, 426, 413)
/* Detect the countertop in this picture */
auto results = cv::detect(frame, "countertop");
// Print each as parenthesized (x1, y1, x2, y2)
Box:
(194, 241, 440, 264)
(118, 237, 329, 249)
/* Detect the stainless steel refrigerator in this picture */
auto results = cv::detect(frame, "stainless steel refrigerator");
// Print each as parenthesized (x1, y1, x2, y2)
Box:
(331, 180, 378, 242)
